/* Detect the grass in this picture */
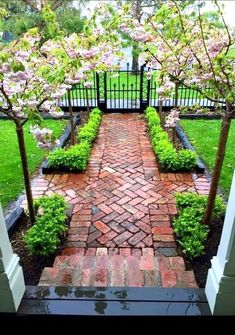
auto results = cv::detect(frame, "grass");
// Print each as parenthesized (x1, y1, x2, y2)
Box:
(181, 119, 235, 198)
(0, 119, 67, 209)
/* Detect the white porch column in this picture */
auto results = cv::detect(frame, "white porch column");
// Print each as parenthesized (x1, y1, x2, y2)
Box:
(0, 205, 25, 312)
(205, 170, 235, 315)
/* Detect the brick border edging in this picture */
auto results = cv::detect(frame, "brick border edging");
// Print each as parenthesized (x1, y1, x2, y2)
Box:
(176, 123, 205, 173)
(5, 115, 79, 235)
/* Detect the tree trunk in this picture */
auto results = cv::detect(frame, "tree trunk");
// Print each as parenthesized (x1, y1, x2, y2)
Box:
(131, 0, 141, 72)
(174, 81, 179, 108)
(203, 110, 232, 225)
(15, 122, 35, 225)
(159, 99, 164, 127)
(172, 127, 176, 145)
(132, 53, 139, 72)
(67, 89, 75, 145)
(85, 88, 90, 113)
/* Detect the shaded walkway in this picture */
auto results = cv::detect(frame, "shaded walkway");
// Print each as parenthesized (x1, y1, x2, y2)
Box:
(26, 114, 210, 287)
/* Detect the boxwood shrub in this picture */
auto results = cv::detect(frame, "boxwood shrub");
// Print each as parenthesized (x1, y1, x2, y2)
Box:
(77, 108, 102, 143)
(48, 141, 90, 171)
(145, 106, 197, 171)
(47, 108, 102, 171)
(173, 192, 226, 259)
(24, 195, 68, 256)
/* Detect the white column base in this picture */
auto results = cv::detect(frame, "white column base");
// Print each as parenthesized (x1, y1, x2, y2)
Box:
(0, 254, 25, 313)
(205, 256, 235, 315)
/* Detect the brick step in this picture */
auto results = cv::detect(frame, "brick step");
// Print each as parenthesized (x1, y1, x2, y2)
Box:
(39, 254, 198, 288)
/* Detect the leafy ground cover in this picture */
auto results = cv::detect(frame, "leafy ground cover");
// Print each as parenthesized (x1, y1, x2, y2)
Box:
(0, 119, 66, 209)
(181, 119, 235, 198)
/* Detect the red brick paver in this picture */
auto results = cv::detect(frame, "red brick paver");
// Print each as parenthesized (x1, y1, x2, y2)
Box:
(27, 113, 210, 287)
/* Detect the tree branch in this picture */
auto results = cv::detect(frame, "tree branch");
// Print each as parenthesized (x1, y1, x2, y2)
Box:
(214, 0, 232, 55)
(198, 5, 224, 97)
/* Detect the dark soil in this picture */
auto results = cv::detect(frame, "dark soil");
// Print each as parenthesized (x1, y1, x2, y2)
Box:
(183, 218, 224, 287)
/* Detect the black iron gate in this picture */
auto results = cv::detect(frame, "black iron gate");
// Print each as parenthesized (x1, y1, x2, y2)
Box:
(60, 63, 220, 111)
(96, 63, 150, 112)
(61, 63, 150, 112)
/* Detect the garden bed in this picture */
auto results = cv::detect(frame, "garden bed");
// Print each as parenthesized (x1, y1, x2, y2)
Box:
(175, 124, 205, 173)
(43, 108, 102, 174)
(183, 218, 223, 287)
(10, 203, 73, 285)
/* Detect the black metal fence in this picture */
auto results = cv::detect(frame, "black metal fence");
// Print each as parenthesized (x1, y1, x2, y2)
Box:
(59, 63, 223, 111)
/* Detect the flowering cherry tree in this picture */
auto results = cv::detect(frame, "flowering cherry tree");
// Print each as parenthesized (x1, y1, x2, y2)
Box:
(0, 29, 70, 224)
(0, 4, 123, 224)
(118, 0, 235, 224)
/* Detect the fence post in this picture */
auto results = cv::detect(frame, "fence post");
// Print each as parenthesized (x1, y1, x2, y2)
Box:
(146, 72, 151, 107)
(96, 72, 100, 109)
(140, 65, 144, 111)
(104, 71, 107, 112)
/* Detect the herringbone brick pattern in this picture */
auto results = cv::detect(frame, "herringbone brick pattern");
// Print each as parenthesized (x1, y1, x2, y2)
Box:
(23, 113, 210, 287)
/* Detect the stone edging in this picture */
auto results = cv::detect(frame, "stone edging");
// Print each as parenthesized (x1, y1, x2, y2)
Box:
(175, 123, 205, 173)
(5, 115, 80, 234)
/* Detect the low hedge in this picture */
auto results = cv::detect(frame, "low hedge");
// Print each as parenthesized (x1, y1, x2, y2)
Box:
(24, 195, 68, 256)
(77, 108, 102, 143)
(145, 106, 197, 171)
(47, 108, 102, 171)
(173, 192, 225, 259)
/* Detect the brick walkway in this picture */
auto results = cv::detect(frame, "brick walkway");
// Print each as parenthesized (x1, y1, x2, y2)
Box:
(25, 113, 210, 287)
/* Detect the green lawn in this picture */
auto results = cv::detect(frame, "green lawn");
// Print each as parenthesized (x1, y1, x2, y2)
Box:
(0, 119, 67, 209)
(181, 119, 235, 198)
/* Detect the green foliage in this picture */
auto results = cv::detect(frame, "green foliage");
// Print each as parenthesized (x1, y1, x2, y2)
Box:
(77, 108, 102, 143)
(48, 141, 90, 171)
(145, 107, 197, 171)
(2, 12, 41, 39)
(41, 4, 61, 40)
(0, 0, 84, 41)
(24, 195, 68, 256)
(56, 8, 85, 34)
(173, 192, 225, 259)
(175, 192, 226, 219)
(48, 108, 102, 171)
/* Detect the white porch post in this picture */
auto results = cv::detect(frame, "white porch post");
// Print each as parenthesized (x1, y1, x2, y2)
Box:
(205, 170, 235, 315)
(0, 205, 25, 312)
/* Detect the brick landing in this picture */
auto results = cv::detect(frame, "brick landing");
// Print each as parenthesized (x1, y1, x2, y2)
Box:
(28, 113, 209, 287)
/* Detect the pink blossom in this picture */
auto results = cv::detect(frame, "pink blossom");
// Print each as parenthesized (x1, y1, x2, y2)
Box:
(80, 47, 100, 59)
(67, 49, 78, 58)
(165, 109, 180, 128)
(49, 106, 64, 118)
(84, 81, 92, 88)
(27, 100, 38, 109)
